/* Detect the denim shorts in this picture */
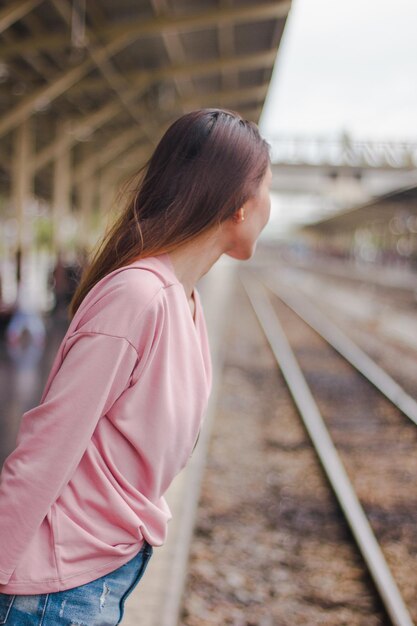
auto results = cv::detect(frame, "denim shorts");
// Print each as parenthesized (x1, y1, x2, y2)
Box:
(0, 541, 153, 625)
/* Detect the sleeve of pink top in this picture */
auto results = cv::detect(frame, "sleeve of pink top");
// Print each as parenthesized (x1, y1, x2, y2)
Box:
(0, 331, 138, 585)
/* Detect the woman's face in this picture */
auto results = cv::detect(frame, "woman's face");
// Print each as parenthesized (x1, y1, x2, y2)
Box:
(225, 164, 273, 261)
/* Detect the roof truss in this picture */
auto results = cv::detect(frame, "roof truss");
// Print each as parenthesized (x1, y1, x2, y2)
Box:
(0, 0, 291, 240)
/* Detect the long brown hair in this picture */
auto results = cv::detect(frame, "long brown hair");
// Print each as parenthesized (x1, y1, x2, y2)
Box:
(68, 108, 270, 319)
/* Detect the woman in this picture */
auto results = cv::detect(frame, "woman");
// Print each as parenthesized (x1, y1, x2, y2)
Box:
(0, 108, 272, 625)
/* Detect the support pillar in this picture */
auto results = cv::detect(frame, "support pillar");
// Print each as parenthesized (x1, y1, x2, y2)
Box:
(52, 121, 72, 255)
(12, 118, 33, 286)
(77, 144, 96, 252)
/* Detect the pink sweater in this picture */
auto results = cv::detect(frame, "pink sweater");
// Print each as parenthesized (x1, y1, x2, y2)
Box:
(0, 253, 212, 593)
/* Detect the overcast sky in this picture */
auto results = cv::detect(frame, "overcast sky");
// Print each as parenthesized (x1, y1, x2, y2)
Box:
(259, 0, 417, 142)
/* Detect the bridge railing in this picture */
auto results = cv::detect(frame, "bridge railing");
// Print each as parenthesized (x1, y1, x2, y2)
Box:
(269, 136, 417, 169)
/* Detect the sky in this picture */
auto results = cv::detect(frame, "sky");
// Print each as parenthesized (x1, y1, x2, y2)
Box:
(259, 0, 417, 142)
(258, 0, 417, 237)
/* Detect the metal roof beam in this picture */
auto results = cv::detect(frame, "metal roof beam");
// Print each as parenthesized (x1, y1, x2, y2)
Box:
(0, 1, 291, 58)
(72, 127, 147, 185)
(31, 50, 275, 174)
(0, 0, 43, 34)
(183, 83, 270, 109)
(30, 101, 122, 174)
(0, 25, 146, 139)
(9, 9, 91, 120)
(71, 48, 277, 95)
(50, 0, 157, 144)
(99, 1, 291, 40)
(0, 2, 285, 138)
(0, 57, 93, 139)
(218, 0, 238, 92)
(150, 0, 191, 106)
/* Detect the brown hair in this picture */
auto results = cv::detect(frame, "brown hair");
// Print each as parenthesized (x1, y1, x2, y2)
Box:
(68, 107, 270, 319)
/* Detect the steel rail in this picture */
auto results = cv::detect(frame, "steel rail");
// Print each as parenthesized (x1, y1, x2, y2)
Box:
(241, 271, 415, 626)
(260, 274, 417, 427)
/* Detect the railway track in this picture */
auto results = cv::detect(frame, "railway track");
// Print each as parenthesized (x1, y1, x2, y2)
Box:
(271, 262, 417, 358)
(241, 270, 417, 626)
(268, 258, 417, 308)
(259, 271, 417, 427)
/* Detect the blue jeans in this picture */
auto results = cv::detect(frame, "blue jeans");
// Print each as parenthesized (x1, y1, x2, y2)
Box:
(0, 542, 153, 625)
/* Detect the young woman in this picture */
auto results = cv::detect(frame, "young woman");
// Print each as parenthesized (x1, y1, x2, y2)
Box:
(0, 107, 272, 625)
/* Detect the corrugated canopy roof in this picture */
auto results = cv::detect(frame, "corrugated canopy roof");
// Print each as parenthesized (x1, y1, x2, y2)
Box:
(0, 0, 291, 198)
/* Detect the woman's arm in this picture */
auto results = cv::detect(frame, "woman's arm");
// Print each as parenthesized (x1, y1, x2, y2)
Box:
(0, 331, 138, 584)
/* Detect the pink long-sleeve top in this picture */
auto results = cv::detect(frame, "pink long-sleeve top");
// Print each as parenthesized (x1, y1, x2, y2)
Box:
(0, 253, 212, 594)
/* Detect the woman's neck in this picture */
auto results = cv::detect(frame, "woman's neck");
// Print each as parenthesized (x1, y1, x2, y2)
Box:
(167, 228, 224, 299)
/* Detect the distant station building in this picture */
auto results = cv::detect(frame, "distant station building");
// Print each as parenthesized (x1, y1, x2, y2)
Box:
(299, 185, 417, 272)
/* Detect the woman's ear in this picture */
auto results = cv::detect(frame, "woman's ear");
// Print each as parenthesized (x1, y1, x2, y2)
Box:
(233, 207, 245, 223)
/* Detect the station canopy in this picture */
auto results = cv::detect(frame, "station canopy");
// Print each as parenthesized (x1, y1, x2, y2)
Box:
(300, 185, 417, 236)
(0, 0, 291, 203)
